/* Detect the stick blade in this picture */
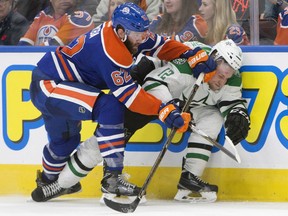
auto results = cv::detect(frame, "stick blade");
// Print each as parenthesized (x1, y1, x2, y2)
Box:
(104, 197, 141, 213)
(225, 135, 241, 163)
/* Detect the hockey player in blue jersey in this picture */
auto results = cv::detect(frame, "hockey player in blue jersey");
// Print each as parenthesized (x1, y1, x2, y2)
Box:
(29, 2, 217, 202)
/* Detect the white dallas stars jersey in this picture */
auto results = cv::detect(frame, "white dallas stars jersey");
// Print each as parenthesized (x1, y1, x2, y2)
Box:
(142, 41, 247, 118)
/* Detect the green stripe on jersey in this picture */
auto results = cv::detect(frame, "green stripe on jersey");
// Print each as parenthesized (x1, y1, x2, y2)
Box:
(143, 82, 162, 92)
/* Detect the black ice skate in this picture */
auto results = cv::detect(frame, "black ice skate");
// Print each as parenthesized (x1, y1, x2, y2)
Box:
(174, 171, 218, 203)
(100, 170, 146, 204)
(31, 170, 82, 202)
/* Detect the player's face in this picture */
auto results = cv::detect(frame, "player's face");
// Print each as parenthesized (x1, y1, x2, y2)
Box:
(208, 59, 234, 91)
(125, 30, 150, 54)
(199, 0, 215, 21)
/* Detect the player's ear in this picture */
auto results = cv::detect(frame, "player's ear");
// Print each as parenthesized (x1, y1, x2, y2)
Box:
(115, 25, 127, 42)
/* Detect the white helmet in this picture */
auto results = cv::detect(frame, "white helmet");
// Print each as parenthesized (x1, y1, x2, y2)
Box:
(210, 39, 243, 70)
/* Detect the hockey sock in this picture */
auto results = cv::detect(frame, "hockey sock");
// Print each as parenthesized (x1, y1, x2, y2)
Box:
(58, 136, 102, 188)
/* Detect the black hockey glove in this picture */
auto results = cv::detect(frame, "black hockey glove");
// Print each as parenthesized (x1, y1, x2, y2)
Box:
(225, 107, 250, 145)
(130, 56, 155, 85)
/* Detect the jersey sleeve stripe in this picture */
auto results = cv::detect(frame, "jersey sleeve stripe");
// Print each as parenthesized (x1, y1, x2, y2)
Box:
(118, 86, 137, 103)
(124, 85, 141, 108)
(67, 59, 84, 83)
(51, 52, 66, 80)
(55, 48, 75, 81)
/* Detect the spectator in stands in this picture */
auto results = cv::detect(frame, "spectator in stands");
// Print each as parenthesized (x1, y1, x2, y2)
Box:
(274, 5, 288, 45)
(18, 0, 94, 46)
(77, 0, 100, 16)
(262, 0, 288, 20)
(199, 0, 250, 46)
(108, 0, 127, 20)
(149, 0, 207, 43)
(0, 0, 29, 45)
(92, 0, 162, 25)
(14, 0, 49, 23)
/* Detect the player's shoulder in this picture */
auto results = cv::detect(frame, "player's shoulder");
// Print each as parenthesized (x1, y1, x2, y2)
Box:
(101, 22, 133, 68)
(183, 41, 211, 53)
(169, 58, 192, 75)
(226, 72, 242, 87)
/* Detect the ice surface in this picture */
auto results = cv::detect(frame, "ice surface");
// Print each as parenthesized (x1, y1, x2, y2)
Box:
(1, 196, 288, 216)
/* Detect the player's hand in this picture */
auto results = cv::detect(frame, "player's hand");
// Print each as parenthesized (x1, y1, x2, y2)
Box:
(189, 48, 216, 78)
(225, 107, 250, 145)
(177, 112, 191, 133)
(185, 47, 217, 78)
(158, 101, 190, 132)
(130, 56, 155, 85)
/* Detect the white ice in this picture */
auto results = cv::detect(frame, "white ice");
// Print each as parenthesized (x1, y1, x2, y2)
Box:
(1, 196, 288, 216)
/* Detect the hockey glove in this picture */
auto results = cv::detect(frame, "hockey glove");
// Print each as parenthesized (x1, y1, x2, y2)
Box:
(159, 101, 191, 133)
(172, 99, 194, 133)
(225, 107, 250, 145)
(130, 56, 155, 85)
(181, 47, 217, 78)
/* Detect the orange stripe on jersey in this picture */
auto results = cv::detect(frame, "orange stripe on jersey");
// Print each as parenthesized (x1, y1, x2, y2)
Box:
(102, 21, 133, 68)
(43, 80, 55, 93)
(157, 40, 191, 61)
(53, 86, 97, 108)
(98, 140, 125, 150)
(118, 86, 136, 103)
(61, 35, 86, 57)
(56, 47, 74, 81)
(129, 88, 162, 115)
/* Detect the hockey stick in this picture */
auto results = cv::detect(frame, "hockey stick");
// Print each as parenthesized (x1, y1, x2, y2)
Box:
(104, 73, 205, 213)
(189, 124, 241, 163)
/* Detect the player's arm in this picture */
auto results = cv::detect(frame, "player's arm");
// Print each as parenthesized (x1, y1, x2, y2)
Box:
(106, 65, 189, 131)
(139, 34, 217, 79)
(130, 56, 156, 85)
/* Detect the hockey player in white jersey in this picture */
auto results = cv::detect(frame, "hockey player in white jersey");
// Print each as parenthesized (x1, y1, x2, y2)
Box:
(124, 39, 250, 202)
